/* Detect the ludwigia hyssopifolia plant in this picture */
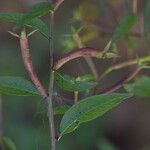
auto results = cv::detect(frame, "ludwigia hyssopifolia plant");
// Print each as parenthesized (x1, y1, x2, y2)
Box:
(0, 0, 150, 149)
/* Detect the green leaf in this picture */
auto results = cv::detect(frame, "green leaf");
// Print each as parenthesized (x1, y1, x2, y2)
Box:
(54, 106, 70, 115)
(54, 72, 97, 92)
(75, 74, 95, 82)
(59, 93, 132, 137)
(27, 17, 49, 39)
(0, 13, 22, 23)
(112, 13, 136, 43)
(124, 76, 150, 97)
(0, 76, 40, 96)
(0, 13, 49, 39)
(21, 2, 54, 24)
(3, 137, 17, 150)
(124, 36, 137, 48)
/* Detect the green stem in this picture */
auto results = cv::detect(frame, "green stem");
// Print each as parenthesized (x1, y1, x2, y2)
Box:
(74, 91, 78, 104)
(73, 32, 99, 80)
(47, 12, 56, 150)
(98, 55, 150, 81)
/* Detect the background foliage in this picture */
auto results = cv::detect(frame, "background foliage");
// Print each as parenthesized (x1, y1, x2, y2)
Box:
(0, 0, 150, 150)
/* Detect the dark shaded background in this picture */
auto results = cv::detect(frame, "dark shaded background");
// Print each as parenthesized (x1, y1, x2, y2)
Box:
(0, 0, 150, 150)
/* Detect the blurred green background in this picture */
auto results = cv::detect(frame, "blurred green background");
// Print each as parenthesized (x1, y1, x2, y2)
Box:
(0, 0, 150, 150)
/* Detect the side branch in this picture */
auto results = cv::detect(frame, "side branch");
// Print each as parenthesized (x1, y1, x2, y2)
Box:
(53, 48, 104, 70)
(20, 29, 48, 99)
(52, 0, 64, 10)
(98, 55, 150, 81)
(72, 32, 99, 80)
(101, 66, 141, 94)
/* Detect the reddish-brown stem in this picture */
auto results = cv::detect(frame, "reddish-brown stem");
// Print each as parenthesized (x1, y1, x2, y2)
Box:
(20, 29, 48, 99)
(53, 48, 103, 70)
(101, 67, 141, 94)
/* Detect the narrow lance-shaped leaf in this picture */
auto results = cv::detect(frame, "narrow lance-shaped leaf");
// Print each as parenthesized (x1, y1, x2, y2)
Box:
(2, 137, 17, 150)
(124, 76, 150, 97)
(124, 36, 137, 48)
(28, 17, 50, 39)
(54, 106, 70, 115)
(112, 13, 136, 43)
(0, 13, 22, 23)
(0, 76, 40, 96)
(59, 93, 132, 137)
(54, 72, 97, 92)
(20, 2, 54, 24)
(0, 13, 49, 39)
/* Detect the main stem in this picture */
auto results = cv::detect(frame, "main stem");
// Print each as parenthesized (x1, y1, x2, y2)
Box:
(20, 28, 56, 148)
(47, 12, 56, 150)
